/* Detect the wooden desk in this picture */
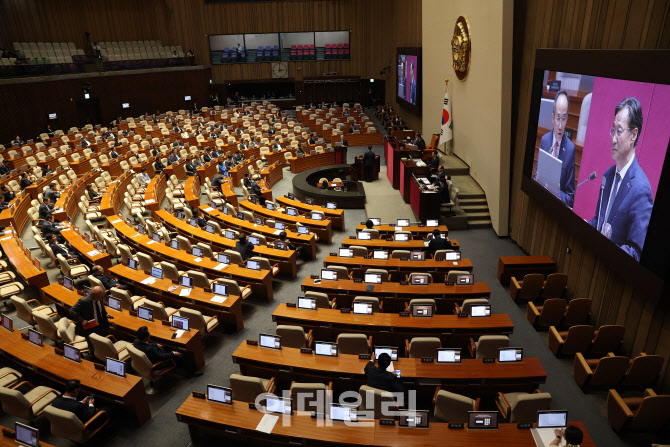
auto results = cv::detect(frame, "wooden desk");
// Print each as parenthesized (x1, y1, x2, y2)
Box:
(260, 164, 284, 188)
(400, 159, 431, 204)
(497, 256, 557, 285)
(322, 255, 473, 282)
(272, 303, 513, 348)
(0, 328, 151, 426)
(239, 200, 332, 244)
(354, 224, 448, 237)
(341, 237, 460, 252)
(41, 283, 206, 369)
(144, 173, 167, 213)
(184, 175, 202, 209)
(59, 226, 112, 269)
(0, 193, 32, 234)
(288, 151, 337, 173)
(317, 181, 345, 189)
(0, 234, 49, 289)
(300, 278, 490, 314)
(0, 425, 56, 447)
(409, 176, 440, 222)
(275, 196, 345, 231)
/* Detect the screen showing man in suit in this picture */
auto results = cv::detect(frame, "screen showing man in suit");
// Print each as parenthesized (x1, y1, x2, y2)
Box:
(397, 56, 406, 100)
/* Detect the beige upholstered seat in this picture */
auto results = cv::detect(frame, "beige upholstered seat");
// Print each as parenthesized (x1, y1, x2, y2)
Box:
(359, 385, 398, 419)
(57, 254, 90, 278)
(186, 270, 212, 289)
(469, 335, 509, 359)
(349, 245, 368, 257)
(337, 333, 371, 355)
(290, 382, 332, 413)
(365, 268, 388, 281)
(213, 278, 252, 299)
(56, 318, 89, 352)
(0, 384, 59, 420)
(406, 337, 441, 358)
(34, 313, 63, 343)
(326, 265, 350, 280)
(391, 249, 410, 259)
(249, 256, 279, 276)
(10, 296, 57, 327)
(43, 398, 110, 442)
(230, 373, 276, 404)
(89, 333, 131, 362)
(433, 389, 479, 422)
(446, 270, 471, 283)
(126, 344, 176, 387)
(496, 390, 552, 422)
(0, 367, 22, 388)
(176, 307, 219, 335)
(305, 291, 336, 309)
(453, 298, 488, 315)
(110, 287, 146, 311)
(141, 299, 177, 321)
(276, 325, 313, 349)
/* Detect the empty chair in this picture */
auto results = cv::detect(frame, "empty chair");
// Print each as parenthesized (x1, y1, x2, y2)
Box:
(326, 265, 350, 280)
(361, 228, 379, 238)
(405, 337, 441, 358)
(349, 245, 368, 257)
(408, 272, 432, 284)
(394, 231, 412, 241)
(276, 325, 313, 349)
(176, 308, 218, 335)
(336, 333, 371, 355)
(248, 256, 279, 276)
(0, 367, 22, 388)
(365, 268, 388, 281)
(541, 273, 568, 299)
(406, 298, 436, 314)
(10, 296, 57, 327)
(305, 291, 336, 309)
(141, 299, 177, 321)
(510, 273, 544, 302)
(391, 249, 410, 259)
(223, 249, 243, 265)
(213, 278, 252, 300)
(527, 298, 567, 329)
(289, 382, 332, 413)
(573, 352, 630, 390)
(548, 324, 595, 357)
(607, 388, 670, 433)
(453, 298, 488, 315)
(562, 298, 591, 327)
(159, 262, 184, 282)
(0, 383, 59, 421)
(353, 296, 382, 313)
(590, 324, 625, 357)
(433, 388, 480, 422)
(621, 353, 665, 388)
(469, 335, 509, 359)
(43, 404, 110, 443)
(496, 390, 552, 422)
(186, 271, 211, 289)
(56, 318, 89, 352)
(229, 373, 276, 404)
(89, 333, 132, 362)
(359, 385, 399, 419)
(446, 270, 471, 283)
(126, 345, 176, 391)
(137, 252, 159, 273)
(111, 287, 147, 311)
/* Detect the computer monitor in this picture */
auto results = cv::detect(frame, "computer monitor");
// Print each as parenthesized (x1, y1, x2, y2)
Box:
(28, 329, 43, 347)
(426, 219, 439, 227)
(137, 224, 145, 234)
(249, 195, 257, 205)
(410, 274, 430, 285)
(248, 236, 260, 246)
(210, 201, 217, 209)
(170, 240, 179, 250)
(468, 411, 499, 430)
(189, 218, 198, 227)
(236, 212, 244, 221)
(537, 410, 568, 428)
(63, 343, 81, 363)
(374, 346, 398, 361)
(259, 333, 281, 349)
(179, 275, 193, 288)
(311, 212, 323, 221)
(437, 348, 462, 363)
(266, 396, 292, 415)
(287, 207, 298, 217)
(369, 218, 381, 226)
(14, 422, 39, 447)
(356, 231, 371, 240)
(152, 233, 161, 242)
(364, 273, 382, 284)
(172, 315, 189, 331)
(298, 226, 309, 235)
(314, 341, 338, 357)
(411, 304, 433, 317)
(410, 251, 425, 261)
(224, 230, 236, 239)
(176, 211, 183, 220)
(106, 357, 126, 377)
(373, 250, 389, 260)
(192, 247, 204, 257)
(329, 404, 356, 422)
(397, 218, 410, 227)
(265, 202, 275, 211)
(275, 221, 285, 230)
(63, 276, 74, 291)
(339, 248, 353, 257)
(470, 305, 491, 317)
(108, 296, 121, 311)
(395, 233, 409, 241)
(206, 385, 233, 405)
(444, 251, 461, 261)
(1, 313, 13, 332)
(305, 197, 314, 205)
(298, 297, 317, 310)
(274, 240, 287, 250)
(254, 217, 264, 226)
(498, 348, 523, 363)
(128, 259, 138, 270)
(287, 192, 295, 200)
(326, 202, 336, 210)
(137, 306, 153, 322)
(222, 205, 229, 215)
(353, 302, 373, 315)
(95, 241, 104, 252)
(456, 274, 474, 285)
(213, 283, 227, 296)
(398, 410, 430, 428)
(151, 266, 163, 279)
(217, 253, 230, 264)
(205, 224, 215, 234)
(321, 269, 337, 281)
(247, 259, 261, 270)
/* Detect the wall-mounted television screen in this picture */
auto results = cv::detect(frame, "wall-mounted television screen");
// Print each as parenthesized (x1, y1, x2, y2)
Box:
(396, 47, 421, 111)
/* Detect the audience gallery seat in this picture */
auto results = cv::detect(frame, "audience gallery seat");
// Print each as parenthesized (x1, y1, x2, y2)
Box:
(510, 273, 544, 302)
(607, 388, 670, 433)
(620, 353, 665, 388)
(573, 353, 630, 391)
(526, 298, 567, 329)
(496, 389, 552, 423)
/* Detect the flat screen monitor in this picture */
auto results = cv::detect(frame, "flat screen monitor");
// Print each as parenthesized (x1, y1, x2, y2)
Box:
(176, 211, 183, 220)
(395, 233, 409, 241)
(411, 304, 433, 317)
(192, 247, 204, 258)
(247, 259, 261, 270)
(266, 396, 292, 415)
(254, 217, 264, 226)
(311, 212, 323, 221)
(152, 233, 161, 242)
(326, 202, 337, 210)
(314, 341, 338, 357)
(287, 192, 295, 200)
(305, 197, 314, 205)
(373, 250, 389, 260)
(189, 218, 198, 227)
(287, 207, 298, 216)
(172, 315, 189, 331)
(128, 259, 138, 270)
(108, 296, 121, 311)
(184, 95, 192, 101)
(410, 251, 425, 261)
(456, 274, 474, 285)
(364, 273, 382, 284)
(213, 283, 227, 296)
(210, 201, 217, 209)
(470, 305, 491, 317)
(137, 224, 145, 235)
(222, 205, 229, 215)
(63, 343, 81, 363)
(248, 236, 260, 246)
(397, 219, 410, 227)
(151, 266, 163, 279)
(274, 240, 287, 250)
(266, 202, 275, 211)
(207, 385, 232, 405)
(329, 404, 356, 422)
(274, 221, 285, 230)
(236, 212, 244, 221)
(321, 269, 337, 281)
(339, 248, 353, 258)
(426, 219, 439, 227)
(15, 422, 39, 447)
(298, 226, 309, 235)
(249, 195, 258, 205)
(170, 240, 179, 250)
(28, 329, 43, 347)
(1, 313, 13, 331)
(95, 241, 104, 252)
(374, 346, 398, 361)
(369, 218, 381, 226)
(444, 251, 461, 261)
(298, 297, 316, 310)
(217, 253, 230, 264)
(137, 306, 153, 322)
(106, 357, 126, 377)
(468, 411, 499, 430)
(48, 113, 57, 120)
(205, 224, 215, 234)
(353, 302, 373, 315)
(537, 410, 568, 428)
(224, 230, 236, 239)
(259, 333, 281, 350)
(437, 348, 462, 363)
(122, 103, 130, 109)
(398, 410, 430, 428)
(410, 274, 430, 285)
(63, 276, 74, 291)
(357, 231, 371, 240)
(498, 347, 523, 363)
(180, 275, 194, 288)
(396, 48, 421, 109)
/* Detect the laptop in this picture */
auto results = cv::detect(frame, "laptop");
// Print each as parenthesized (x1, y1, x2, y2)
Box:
(28, 329, 43, 347)
(106, 357, 126, 377)
(151, 266, 163, 279)
(1, 313, 13, 332)
(63, 276, 74, 290)
(287, 208, 298, 216)
(535, 148, 562, 198)
(364, 273, 382, 284)
(410, 251, 425, 261)
(398, 410, 430, 428)
(373, 250, 389, 260)
(357, 231, 371, 240)
(274, 240, 287, 250)
(470, 304, 491, 317)
(321, 269, 337, 281)
(339, 248, 353, 257)
(411, 304, 433, 317)
(468, 411, 499, 430)
(537, 410, 568, 428)
(437, 348, 462, 363)
(373, 346, 398, 361)
(369, 218, 381, 226)
(259, 333, 281, 349)
(213, 283, 227, 297)
(298, 297, 317, 310)
(207, 385, 232, 405)
(329, 404, 356, 422)
(266, 396, 292, 415)
(137, 306, 153, 322)
(63, 343, 81, 363)
(314, 341, 338, 357)
(108, 296, 122, 311)
(172, 315, 189, 331)
(456, 274, 474, 285)
(247, 259, 261, 270)
(498, 347, 523, 363)
(397, 219, 410, 227)
(15, 422, 39, 447)
(353, 302, 373, 315)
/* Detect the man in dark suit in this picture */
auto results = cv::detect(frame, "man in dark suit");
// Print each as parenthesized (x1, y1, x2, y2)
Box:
(427, 229, 452, 255)
(239, 140, 248, 150)
(273, 141, 283, 151)
(51, 380, 108, 430)
(174, 124, 182, 134)
(249, 180, 266, 205)
(48, 233, 83, 262)
(535, 90, 576, 208)
(154, 158, 165, 174)
(91, 264, 131, 291)
(39, 198, 55, 221)
(202, 148, 212, 163)
(11, 136, 24, 146)
(211, 148, 220, 158)
(364, 353, 404, 393)
(233, 150, 245, 164)
(432, 165, 446, 186)
(267, 127, 276, 136)
(69, 286, 109, 351)
(81, 138, 91, 148)
(224, 154, 235, 169)
(437, 177, 451, 204)
(0, 160, 10, 175)
(109, 148, 120, 159)
(428, 153, 440, 170)
(278, 231, 308, 261)
(242, 172, 252, 189)
(19, 173, 32, 189)
(133, 326, 197, 375)
(184, 157, 196, 176)
(41, 214, 64, 242)
(211, 173, 224, 192)
(308, 135, 316, 145)
(44, 182, 60, 202)
(363, 145, 376, 182)
(235, 233, 255, 261)
(588, 97, 653, 261)
(339, 134, 348, 148)
(414, 133, 426, 151)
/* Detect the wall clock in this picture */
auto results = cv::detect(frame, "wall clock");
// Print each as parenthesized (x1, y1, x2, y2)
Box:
(272, 62, 289, 79)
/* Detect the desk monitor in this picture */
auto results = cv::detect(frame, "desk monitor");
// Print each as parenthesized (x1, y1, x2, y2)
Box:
(249, 195, 258, 205)
(456, 274, 474, 285)
(224, 230, 236, 240)
(398, 409, 430, 428)
(172, 315, 189, 331)
(254, 217, 264, 226)
(374, 346, 398, 361)
(369, 218, 381, 226)
(137, 224, 145, 235)
(410, 251, 425, 261)
(321, 269, 337, 281)
(470, 305, 491, 317)
(266, 396, 292, 415)
(236, 211, 245, 221)
(63, 276, 74, 290)
(1, 313, 13, 332)
(339, 248, 353, 258)
(373, 250, 389, 260)
(152, 233, 161, 242)
(498, 347, 523, 363)
(298, 297, 317, 310)
(106, 357, 126, 377)
(411, 304, 433, 317)
(222, 205, 229, 215)
(329, 404, 356, 422)
(326, 202, 337, 210)
(426, 219, 439, 227)
(95, 241, 104, 252)
(210, 201, 217, 209)
(137, 306, 153, 322)
(108, 296, 122, 311)
(274, 240, 287, 250)
(397, 219, 410, 227)
(287, 207, 298, 217)
(207, 385, 232, 405)
(266, 202, 275, 211)
(169, 239, 179, 250)
(444, 251, 461, 261)
(213, 283, 227, 296)
(247, 259, 261, 271)
(437, 348, 462, 363)
(311, 212, 324, 221)
(259, 333, 281, 350)
(353, 302, 373, 315)
(468, 411, 499, 430)
(180, 275, 194, 288)
(287, 192, 295, 200)
(217, 253, 230, 265)
(306, 198, 314, 205)
(395, 233, 409, 242)
(274, 221, 285, 230)
(410, 274, 430, 286)
(63, 343, 81, 363)
(364, 273, 382, 284)
(537, 410, 568, 428)
(189, 218, 198, 228)
(205, 224, 215, 234)
(248, 236, 260, 246)
(176, 211, 183, 220)
(192, 247, 204, 258)
(357, 231, 371, 240)
(15, 422, 39, 447)
(28, 329, 43, 347)
(128, 259, 138, 270)
(151, 266, 163, 279)
(314, 341, 338, 357)
(298, 226, 309, 235)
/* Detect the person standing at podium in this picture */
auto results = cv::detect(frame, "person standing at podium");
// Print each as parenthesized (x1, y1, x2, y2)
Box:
(363, 146, 375, 182)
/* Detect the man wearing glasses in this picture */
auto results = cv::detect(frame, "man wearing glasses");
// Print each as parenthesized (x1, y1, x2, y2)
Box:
(536, 90, 576, 207)
(588, 97, 652, 261)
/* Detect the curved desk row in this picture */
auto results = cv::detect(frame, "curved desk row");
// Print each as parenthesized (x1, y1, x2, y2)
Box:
(239, 200, 332, 244)
(341, 237, 460, 253)
(275, 196, 345, 230)
(322, 255, 473, 282)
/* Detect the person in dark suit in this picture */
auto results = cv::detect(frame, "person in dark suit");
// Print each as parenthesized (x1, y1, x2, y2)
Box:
(427, 229, 452, 255)
(69, 286, 109, 351)
(239, 140, 248, 150)
(91, 264, 131, 291)
(211, 173, 224, 192)
(192, 155, 203, 169)
(184, 157, 196, 176)
(437, 177, 451, 204)
(429, 153, 440, 170)
(11, 136, 24, 146)
(1, 185, 15, 203)
(174, 124, 182, 134)
(224, 155, 235, 169)
(364, 353, 404, 393)
(134, 326, 197, 375)
(202, 149, 212, 163)
(48, 233, 82, 262)
(39, 198, 55, 221)
(308, 135, 317, 145)
(154, 158, 165, 174)
(167, 151, 179, 165)
(109, 148, 120, 159)
(339, 134, 348, 148)
(414, 133, 426, 151)
(51, 380, 108, 430)
(44, 182, 60, 202)
(233, 150, 245, 163)
(534, 90, 576, 208)
(192, 208, 207, 228)
(588, 97, 653, 261)
(267, 127, 276, 136)
(235, 233, 255, 261)
(432, 165, 446, 186)
(86, 184, 100, 203)
(295, 144, 306, 157)
(348, 125, 355, 134)
(278, 231, 308, 261)
(0, 160, 10, 175)
(249, 180, 266, 205)
(273, 141, 283, 151)
(81, 138, 91, 148)
(242, 173, 252, 190)
(151, 146, 160, 157)
(363, 145, 376, 182)
(41, 214, 64, 243)
(19, 173, 32, 189)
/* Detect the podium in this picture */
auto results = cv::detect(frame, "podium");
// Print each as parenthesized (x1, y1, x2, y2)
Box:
(351, 154, 380, 182)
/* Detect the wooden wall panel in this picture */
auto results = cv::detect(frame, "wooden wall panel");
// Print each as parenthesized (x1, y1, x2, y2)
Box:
(510, 0, 670, 391)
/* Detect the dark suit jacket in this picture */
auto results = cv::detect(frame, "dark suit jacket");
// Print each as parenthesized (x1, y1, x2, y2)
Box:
(20, 178, 32, 189)
(49, 242, 69, 258)
(51, 397, 97, 423)
(41, 221, 61, 236)
(69, 295, 109, 333)
(235, 240, 255, 261)
(537, 132, 576, 208)
(203, 153, 212, 163)
(93, 273, 118, 290)
(243, 178, 252, 189)
(428, 237, 452, 255)
(110, 151, 120, 159)
(154, 160, 165, 172)
(340, 139, 349, 147)
(3, 191, 15, 202)
(587, 157, 653, 260)
(363, 150, 376, 167)
(0, 165, 9, 175)
(185, 163, 196, 175)
(416, 138, 426, 150)
(81, 139, 90, 147)
(429, 156, 440, 169)
(133, 339, 175, 364)
(38, 203, 54, 220)
(364, 361, 404, 393)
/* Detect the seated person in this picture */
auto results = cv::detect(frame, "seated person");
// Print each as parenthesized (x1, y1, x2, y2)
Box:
(211, 173, 224, 192)
(192, 208, 207, 228)
(0, 160, 10, 175)
(550, 426, 583, 447)
(154, 158, 165, 174)
(426, 228, 452, 255)
(44, 182, 60, 202)
(51, 380, 108, 431)
(91, 264, 131, 291)
(109, 148, 120, 159)
(364, 353, 404, 393)
(38, 198, 55, 221)
(249, 180, 265, 205)
(278, 231, 308, 261)
(295, 144, 306, 157)
(19, 173, 33, 189)
(184, 157, 197, 176)
(48, 233, 85, 264)
(1, 184, 15, 203)
(235, 233, 255, 261)
(41, 214, 65, 243)
(133, 326, 198, 376)
(224, 155, 235, 169)
(138, 168, 151, 185)
(437, 177, 450, 203)
(85, 184, 100, 202)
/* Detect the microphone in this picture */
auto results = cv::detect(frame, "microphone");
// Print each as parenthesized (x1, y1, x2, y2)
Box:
(577, 171, 597, 188)
(596, 176, 607, 231)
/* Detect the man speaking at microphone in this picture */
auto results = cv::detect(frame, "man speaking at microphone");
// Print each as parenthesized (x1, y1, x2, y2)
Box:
(587, 97, 653, 261)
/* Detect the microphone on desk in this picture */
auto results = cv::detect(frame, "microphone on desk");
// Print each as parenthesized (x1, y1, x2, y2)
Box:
(577, 171, 597, 188)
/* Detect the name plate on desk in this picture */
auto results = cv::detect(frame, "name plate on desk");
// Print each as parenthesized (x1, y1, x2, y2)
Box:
(448, 422, 465, 429)
(386, 238, 393, 241)
(246, 340, 258, 346)
(129, 310, 138, 317)
(421, 357, 434, 363)
(94, 363, 105, 371)
(399, 281, 408, 285)
(359, 354, 371, 360)
(340, 308, 351, 314)
(192, 391, 206, 400)
(458, 313, 469, 318)
(399, 312, 409, 317)
(353, 279, 362, 283)
(445, 282, 455, 286)
(379, 419, 395, 426)
(286, 303, 297, 308)
(161, 320, 171, 326)
(330, 253, 338, 256)
(54, 348, 64, 356)
(400, 258, 409, 261)
(517, 423, 533, 429)
(300, 348, 313, 354)
(483, 358, 496, 363)
(364, 255, 372, 259)
(310, 275, 319, 279)
(1, 428, 15, 439)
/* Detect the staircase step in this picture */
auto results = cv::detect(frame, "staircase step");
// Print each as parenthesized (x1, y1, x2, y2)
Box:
(464, 211, 491, 219)
(461, 205, 489, 213)
(468, 219, 492, 229)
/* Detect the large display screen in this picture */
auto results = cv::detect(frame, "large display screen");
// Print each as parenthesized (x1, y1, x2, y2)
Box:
(396, 48, 421, 110)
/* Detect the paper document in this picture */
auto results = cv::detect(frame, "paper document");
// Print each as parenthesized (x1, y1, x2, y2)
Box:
(0, 237, 12, 242)
(140, 277, 156, 285)
(146, 240, 156, 245)
(211, 295, 227, 304)
(86, 250, 100, 256)
(145, 199, 156, 204)
(453, 261, 459, 265)
(213, 263, 228, 271)
(255, 414, 279, 434)
(111, 219, 122, 224)
(179, 288, 191, 297)
(531, 428, 567, 447)
(193, 257, 202, 263)
(174, 329, 185, 338)
(203, 207, 214, 212)
(273, 230, 281, 235)
(396, 227, 403, 231)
